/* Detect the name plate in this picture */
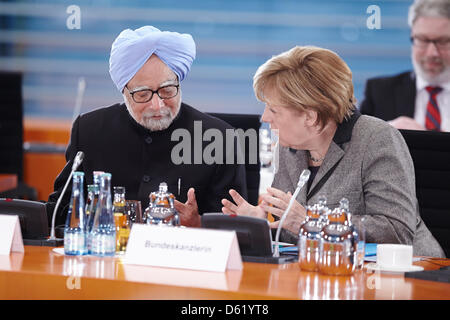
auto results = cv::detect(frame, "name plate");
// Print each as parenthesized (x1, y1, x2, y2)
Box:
(0, 214, 24, 255)
(123, 224, 243, 272)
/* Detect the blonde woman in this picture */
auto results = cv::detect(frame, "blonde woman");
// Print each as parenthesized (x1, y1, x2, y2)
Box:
(221, 46, 444, 257)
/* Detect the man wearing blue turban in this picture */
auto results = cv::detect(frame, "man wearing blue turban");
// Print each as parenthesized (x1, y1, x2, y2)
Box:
(48, 26, 248, 228)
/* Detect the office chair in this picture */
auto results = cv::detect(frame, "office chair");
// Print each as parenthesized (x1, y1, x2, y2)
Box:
(400, 129, 450, 257)
(207, 112, 261, 206)
(0, 71, 38, 200)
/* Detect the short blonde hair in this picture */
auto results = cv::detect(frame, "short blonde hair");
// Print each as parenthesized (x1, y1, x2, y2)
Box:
(253, 46, 356, 129)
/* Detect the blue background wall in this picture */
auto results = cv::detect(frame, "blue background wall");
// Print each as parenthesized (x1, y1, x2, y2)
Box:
(0, 0, 413, 120)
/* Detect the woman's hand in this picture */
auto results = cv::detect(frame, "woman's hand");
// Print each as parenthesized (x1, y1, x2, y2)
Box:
(221, 189, 266, 219)
(259, 187, 307, 233)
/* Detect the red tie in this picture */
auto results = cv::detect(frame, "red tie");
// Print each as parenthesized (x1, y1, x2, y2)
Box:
(425, 86, 443, 131)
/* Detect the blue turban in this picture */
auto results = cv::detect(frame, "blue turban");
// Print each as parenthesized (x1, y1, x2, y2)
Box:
(109, 26, 196, 92)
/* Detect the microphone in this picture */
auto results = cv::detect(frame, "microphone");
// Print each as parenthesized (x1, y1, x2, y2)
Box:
(273, 169, 310, 258)
(48, 151, 85, 241)
(71, 150, 84, 171)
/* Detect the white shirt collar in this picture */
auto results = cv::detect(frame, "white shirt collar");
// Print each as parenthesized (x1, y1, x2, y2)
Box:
(416, 73, 450, 92)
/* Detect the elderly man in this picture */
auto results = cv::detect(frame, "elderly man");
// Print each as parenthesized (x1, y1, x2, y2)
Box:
(360, 0, 450, 131)
(47, 26, 247, 227)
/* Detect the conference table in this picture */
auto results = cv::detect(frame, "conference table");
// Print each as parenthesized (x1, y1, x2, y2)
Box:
(0, 246, 449, 300)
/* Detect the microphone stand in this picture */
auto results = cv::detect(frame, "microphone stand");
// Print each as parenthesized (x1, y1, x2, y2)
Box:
(46, 151, 84, 246)
(273, 169, 311, 258)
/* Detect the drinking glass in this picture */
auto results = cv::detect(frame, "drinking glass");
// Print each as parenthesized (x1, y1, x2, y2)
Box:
(354, 217, 366, 270)
(114, 200, 142, 254)
(125, 200, 143, 225)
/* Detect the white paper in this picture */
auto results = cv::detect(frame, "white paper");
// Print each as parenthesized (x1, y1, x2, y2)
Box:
(123, 224, 243, 272)
(0, 214, 24, 255)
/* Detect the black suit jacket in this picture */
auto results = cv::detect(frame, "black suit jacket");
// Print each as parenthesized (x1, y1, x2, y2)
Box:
(47, 102, 248, 226)
(359, 71, 417, 121)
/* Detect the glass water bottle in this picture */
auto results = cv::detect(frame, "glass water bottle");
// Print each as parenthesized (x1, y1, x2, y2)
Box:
(85, 184, 99, 254)
(64, 171, 87, 255)
(93, 171, 104, 186)
(90, 173, 116, 256)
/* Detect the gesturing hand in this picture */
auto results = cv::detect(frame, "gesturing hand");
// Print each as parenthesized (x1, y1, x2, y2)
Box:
(174, 187, 201, 227)
(221, 189, 266, 219)
(259, 187, 306, 233)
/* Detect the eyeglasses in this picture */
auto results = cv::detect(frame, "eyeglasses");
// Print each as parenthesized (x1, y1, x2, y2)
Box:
(410, 35, 450, 50)
(126, 84, 179, 103)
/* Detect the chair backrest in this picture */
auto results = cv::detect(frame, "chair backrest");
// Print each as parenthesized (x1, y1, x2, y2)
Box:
(202, 213, 273, 257)
(207, 112, 261, 205)
(0, 198, 49, 239)
(399, 129, 450, 257)
(0, 71, 23, 180)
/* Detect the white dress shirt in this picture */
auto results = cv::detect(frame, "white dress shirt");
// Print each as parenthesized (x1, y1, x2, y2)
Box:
(414, 75, 450, 131)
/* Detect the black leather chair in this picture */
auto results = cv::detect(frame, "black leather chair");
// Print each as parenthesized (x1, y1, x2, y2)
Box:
(0, 71, 38, 200)
(208, 112, 261, 206)
(400, 129, 450, 257)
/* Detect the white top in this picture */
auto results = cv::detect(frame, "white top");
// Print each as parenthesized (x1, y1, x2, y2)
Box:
(414, 75, 450, 131)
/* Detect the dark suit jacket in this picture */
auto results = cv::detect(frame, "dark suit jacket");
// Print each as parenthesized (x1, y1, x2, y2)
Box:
(47, 102, 247, 226)
(359, 71, 416, 121)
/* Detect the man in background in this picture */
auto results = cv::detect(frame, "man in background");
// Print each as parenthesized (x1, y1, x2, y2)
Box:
(360, 0, 450, 131)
